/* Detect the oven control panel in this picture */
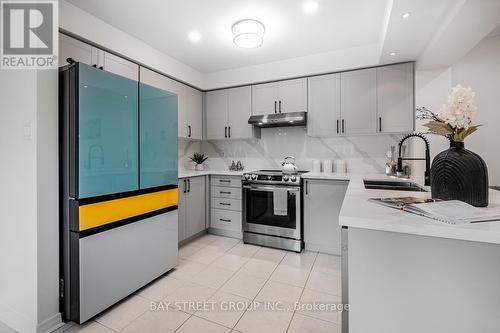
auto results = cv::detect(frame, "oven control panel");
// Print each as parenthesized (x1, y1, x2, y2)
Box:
(242, 173, 301, 184)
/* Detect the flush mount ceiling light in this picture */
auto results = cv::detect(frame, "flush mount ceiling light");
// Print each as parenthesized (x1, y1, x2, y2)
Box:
(389, 52, 397, 56)
(401, 12, 411, 19)
(303, 1, 319, 14)
(232, 19, 265, 49)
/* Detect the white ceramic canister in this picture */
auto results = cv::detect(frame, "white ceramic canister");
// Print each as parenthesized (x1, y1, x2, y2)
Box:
(322, 160, 333, 173)
(312, 159, 321, 173)
(336, 160, 347, 174)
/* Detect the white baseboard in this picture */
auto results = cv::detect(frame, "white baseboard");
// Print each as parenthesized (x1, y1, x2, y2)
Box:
(37, 313, 62, 333)
(208, 228, 242, 239)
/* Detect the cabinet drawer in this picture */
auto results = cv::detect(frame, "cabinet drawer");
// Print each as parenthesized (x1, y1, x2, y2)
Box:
(211, 209, 241, 232)
(211, 197, 241, 212)
(211, 176, 241, 188)
(211, 186, 241, 199)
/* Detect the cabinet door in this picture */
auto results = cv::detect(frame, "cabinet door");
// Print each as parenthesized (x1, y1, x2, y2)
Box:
(277, 78, 307, 113)
(59, 33, 95, 67)
(186, 176, 206, 238)
(185, 87, 203, 140)
(178, 179, 187, 242)
(77, 64, 139, 198)
(307, 74, 341, 137)
(140, 67, 186, 139)
(252, 82, 278, 115)
(304, 179, 348, 255)
(139, 81, 178, 189)
(341, 68, 377, 135)
(377, 63, 414, 133)
(227, 86, 252, 139)
(102, 51, 139, 81)
(206, 90, 228, 140)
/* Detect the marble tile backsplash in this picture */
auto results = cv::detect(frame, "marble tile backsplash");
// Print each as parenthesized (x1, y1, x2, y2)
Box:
(194, 127, 406, 174)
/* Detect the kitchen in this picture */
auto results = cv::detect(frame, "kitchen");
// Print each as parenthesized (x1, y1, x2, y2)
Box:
(1, 1, 500, 333)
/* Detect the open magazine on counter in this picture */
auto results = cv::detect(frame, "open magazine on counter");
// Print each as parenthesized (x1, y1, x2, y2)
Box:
(369, 197, 500, 225)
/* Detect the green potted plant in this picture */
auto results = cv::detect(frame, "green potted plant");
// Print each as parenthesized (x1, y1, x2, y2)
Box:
(190, 152, 208, 171)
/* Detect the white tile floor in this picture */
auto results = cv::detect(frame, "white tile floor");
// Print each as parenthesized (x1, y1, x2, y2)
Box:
(58, 234, 343, 333)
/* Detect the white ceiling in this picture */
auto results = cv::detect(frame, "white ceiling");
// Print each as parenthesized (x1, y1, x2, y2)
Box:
(67, 0, 389, 73)
(65, 0, 500, 89)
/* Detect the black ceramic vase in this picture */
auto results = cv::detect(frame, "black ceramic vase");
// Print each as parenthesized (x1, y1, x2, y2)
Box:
(431, 141, 489, 207)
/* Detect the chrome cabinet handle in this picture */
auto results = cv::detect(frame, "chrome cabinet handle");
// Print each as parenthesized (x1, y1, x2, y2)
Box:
(274, 101, 277, 113)
(219, 202, 231, 206)
(305, 180, 308, 195)
(379, 117, 382, 132)
(188, 125, 192, 137)
(183, 179, 187, 193)
(336, 119, 339, 134)
(219, 179, 230, 183)
(279, 100, 282, 113)
(219, 218, 231, 222)
(228, 126, 231, 138)
(224, 126, 227, 138)
(342, 119, 345, 133)
(187, 179, 191, 192)
(220, 191, 231, 194)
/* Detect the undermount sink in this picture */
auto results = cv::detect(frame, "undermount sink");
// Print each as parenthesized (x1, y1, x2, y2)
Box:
(364, 179, 428, 192)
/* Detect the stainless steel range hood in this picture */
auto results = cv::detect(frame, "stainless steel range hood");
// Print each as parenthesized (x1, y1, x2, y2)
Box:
(248, 112, 307, 128)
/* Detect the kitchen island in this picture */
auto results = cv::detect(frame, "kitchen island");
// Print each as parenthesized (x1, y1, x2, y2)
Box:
(339, 174, 500, 333)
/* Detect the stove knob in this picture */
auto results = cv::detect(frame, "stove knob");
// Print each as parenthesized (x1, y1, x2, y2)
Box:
(244, 174, 250, 180)
(290, 176, 297, 182)
(283, 175, 289, 181)
(251, 174, 257, 180)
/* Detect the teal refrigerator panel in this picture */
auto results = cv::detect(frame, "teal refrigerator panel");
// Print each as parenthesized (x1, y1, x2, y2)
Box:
(78, 64, 139, 198)
(139, 82, 178, 189)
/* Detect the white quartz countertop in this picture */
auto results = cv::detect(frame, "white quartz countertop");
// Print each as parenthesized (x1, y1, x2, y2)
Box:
(178, 170, 247, 178)
(339, 173, 500, 245)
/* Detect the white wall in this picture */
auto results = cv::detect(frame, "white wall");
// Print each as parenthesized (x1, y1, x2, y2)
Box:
(204, 43, 380, 90)
(0, 71, 39, 333)
(413, 34, 500, 185)
(59, 0, 204, 89)
(452, 34, 500, 185)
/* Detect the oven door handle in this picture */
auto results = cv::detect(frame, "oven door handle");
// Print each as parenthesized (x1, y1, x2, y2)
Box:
(242, 185, 299, 192)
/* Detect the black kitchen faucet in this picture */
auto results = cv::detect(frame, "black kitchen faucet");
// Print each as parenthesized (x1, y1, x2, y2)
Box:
(396, 133, 431, 186)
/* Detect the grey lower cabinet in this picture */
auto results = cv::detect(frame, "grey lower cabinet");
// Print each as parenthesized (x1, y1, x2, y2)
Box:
(178, 176, 207, 242)
(304, 179, 349, 255)
(210, 175, 242, 238)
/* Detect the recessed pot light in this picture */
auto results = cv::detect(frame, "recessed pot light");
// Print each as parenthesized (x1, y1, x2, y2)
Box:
(188, 31, 201, 42)
(389, 52, 397, 56)
(232, 19, 265, 49)
(303, 1, 319, 14)
(401, 12, 411, 19)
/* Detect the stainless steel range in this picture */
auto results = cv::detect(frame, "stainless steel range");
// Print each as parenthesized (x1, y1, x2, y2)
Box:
(242, 170, 306, 252)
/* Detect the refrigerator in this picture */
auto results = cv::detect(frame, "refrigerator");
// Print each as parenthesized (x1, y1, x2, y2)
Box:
(59, 62, 179, 323)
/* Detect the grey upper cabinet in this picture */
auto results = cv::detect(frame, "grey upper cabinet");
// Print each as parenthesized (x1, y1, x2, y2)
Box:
(59, 33, 138, 81)
(184, 86, 203, 140)
(341, 68, 378, 135)
(307, 74, 341, 137)
(252, 78, 307, 115)
(206, 90, 228, 140)
(377, 63, 414, 133)
(227, 86, 253, 139)
(178, 176, 206, 242)
(304, 179, 348, 255)
(102, 52, 138, 81)
(59, 33, 94, 66)
(206, 86, 257, 140)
